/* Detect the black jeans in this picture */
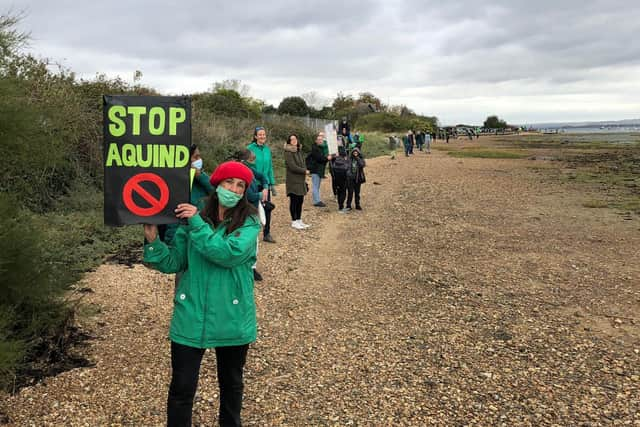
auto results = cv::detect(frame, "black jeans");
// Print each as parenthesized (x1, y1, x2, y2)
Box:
(288, 194, 304, 221)
(346, 182, 361, 208)
(167, 341, 249, 427)
(329, 166, 338, 196)
(263, 189, 272, 237)
(335, 177, 347, 209)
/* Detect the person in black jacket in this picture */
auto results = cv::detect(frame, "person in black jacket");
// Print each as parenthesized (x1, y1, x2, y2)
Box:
(308, 132, 333, 207)
(346, 147, 366, 210)
(332, 147, 350, 212)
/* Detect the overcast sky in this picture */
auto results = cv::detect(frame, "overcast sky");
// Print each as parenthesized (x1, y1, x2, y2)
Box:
(4, 0, 640, 125)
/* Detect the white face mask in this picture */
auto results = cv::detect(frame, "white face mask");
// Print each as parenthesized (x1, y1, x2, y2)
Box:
(191, 159, 203, 169)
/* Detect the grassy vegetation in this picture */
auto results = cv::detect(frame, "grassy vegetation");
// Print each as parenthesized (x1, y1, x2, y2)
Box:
(490, 133, 640, 216)
(582, 200, 609, 208)
(447, 150, 528, 159)
(359, 132, 394, 158)
(430, 143, 529, 159)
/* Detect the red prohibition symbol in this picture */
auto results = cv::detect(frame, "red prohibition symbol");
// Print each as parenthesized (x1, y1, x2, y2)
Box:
(122, 173, 170, 217)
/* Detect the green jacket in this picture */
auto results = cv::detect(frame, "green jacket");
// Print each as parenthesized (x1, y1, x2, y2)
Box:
(243, 161, 268, 208)
(247, 142, 276, 186)
(164, 171, 214, 243)
(144, 214, 261, 348)
(191, 171, 215, 209)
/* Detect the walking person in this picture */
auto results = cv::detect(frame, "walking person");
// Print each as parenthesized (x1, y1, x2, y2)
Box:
(308, 132, 332, 207)
(143, 161, 260, 427)
(283, 134, 310, 229)
(247, 126, 277, 243)
(346, 147, 366, 210)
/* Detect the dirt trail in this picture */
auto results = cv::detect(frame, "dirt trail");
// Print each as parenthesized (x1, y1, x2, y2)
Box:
(4, 140, 640, 426)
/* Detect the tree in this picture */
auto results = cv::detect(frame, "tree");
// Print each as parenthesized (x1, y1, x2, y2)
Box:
(212, 79, 250, 97)
(193, 87, 261, 118)
(277, 96, 309, 116)
(300, 91, 329, 109)
(262, 104, 277, 114)
(332, 92, 355, 112)
(483, 115, 508, 129)
(357, 92, 382, 112)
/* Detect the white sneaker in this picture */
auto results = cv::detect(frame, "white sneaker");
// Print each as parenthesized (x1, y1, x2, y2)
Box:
(291, 220, 304, 230)
(298, 220, 310, 229)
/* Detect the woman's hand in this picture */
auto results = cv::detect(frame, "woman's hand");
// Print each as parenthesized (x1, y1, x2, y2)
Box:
(175, 203, 198, 219)
(143, 224, 158, 242)
(261, 189, 268, 202)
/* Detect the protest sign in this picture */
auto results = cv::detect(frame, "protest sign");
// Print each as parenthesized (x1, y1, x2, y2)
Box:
(103, 95, 191, 226)
(324, 123, 338, 154)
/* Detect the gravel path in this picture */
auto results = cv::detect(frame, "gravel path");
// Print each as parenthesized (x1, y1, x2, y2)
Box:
(4, 141, 639, 426)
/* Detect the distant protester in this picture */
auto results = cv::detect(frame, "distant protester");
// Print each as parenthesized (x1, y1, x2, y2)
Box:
(346, 147, 366, 210)
(340, 117, 351, 140)
(247, 126, 277, 243)
(332, 147, 350, 212)
(416, 130, 425, 151)
(308, 132, 333, 207)
(160, 144, 214, 244)
(403, 130, 414, 157)
(240, 149, 269, 281)
(283, 134, 310, 229)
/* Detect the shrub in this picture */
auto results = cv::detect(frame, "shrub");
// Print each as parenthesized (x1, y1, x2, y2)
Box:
(277, 96, 309, 116)
(0, 193, 76, 390)
(355, 112, 437, 133)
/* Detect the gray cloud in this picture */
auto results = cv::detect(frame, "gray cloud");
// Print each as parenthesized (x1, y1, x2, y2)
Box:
(3, 0, 640, 124)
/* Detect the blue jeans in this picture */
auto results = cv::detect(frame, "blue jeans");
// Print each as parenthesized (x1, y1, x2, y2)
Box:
(311, 174, 322, 204)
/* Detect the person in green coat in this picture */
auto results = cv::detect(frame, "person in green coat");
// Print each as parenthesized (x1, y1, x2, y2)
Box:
(247, 126, 277, 243)
(283, 133, 309, 230)
(161, 144, 215, 244)
(143, 161, 260, 427)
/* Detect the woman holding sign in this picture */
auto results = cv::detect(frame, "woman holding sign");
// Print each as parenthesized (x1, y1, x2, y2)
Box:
(143, 161, 260, 427)
(247, 126, 277, 243)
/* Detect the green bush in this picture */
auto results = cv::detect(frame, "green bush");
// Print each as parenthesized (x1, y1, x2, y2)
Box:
(192, 89, 261, 118)
(277, 96, 309, 116)
(0, 193, 76, 390)
(356, 112, 437, 133)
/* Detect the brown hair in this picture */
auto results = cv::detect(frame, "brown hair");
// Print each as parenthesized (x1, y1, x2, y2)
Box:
(286, 133, 301, 151)
(200, 191, 258, 235)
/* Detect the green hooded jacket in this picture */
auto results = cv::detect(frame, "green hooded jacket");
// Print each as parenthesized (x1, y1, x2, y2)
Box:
(247, 141, 276, 187)
(163, 170, 214, 244)
(144, 213, 261, 348)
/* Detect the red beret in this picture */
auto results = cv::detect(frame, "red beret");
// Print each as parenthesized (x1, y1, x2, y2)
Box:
(209, 161, 254, 187)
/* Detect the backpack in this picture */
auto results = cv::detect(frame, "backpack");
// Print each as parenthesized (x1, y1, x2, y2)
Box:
(332, 156, 349, 178)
